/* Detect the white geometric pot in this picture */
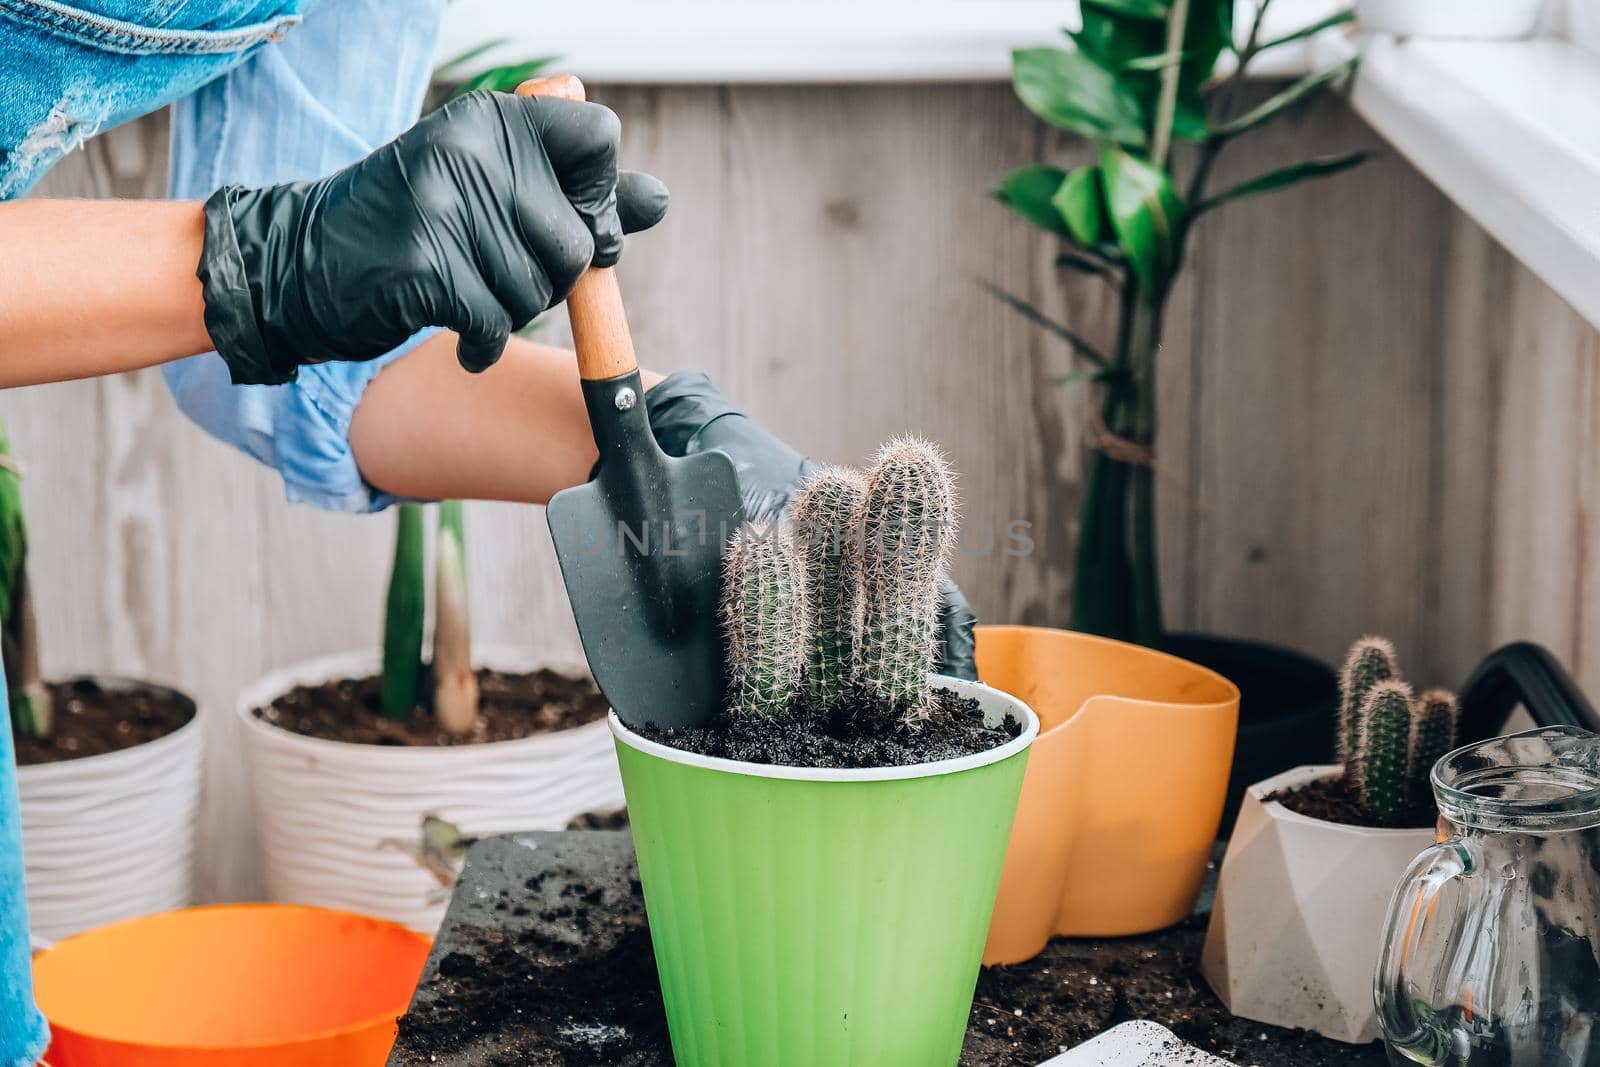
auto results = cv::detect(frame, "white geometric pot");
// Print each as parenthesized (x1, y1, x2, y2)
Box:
(1039, 1021, 1236, 1065)
(1200, 765, 1437, 1044)
(236, 647, 623, 933)
(17, 676, 204, 944)
(1356, 0, 1546, 40)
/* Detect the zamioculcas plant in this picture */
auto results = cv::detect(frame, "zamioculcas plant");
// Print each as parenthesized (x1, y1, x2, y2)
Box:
(380, 501, 479, 734)
(0, 419, 49, 738)
(1337, 638, 1460, 827)
(994, 0, 1365, 646)
(721, 437, 959, 724)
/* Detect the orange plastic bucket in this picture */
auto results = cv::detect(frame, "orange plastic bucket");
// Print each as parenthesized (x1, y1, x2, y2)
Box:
(34, 904, 431, 1066)
(978, 626, 1240, 963)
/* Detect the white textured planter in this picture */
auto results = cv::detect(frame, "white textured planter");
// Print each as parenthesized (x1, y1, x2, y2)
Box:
(17, 677, 203, 944)
(237, 647, 623, 933)
(1357, 0, 1545, 40)
(1200, 765, 1437, 1044)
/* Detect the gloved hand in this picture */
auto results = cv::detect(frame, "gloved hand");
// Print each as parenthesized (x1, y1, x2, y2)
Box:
(644, 371, 978, 680)
(197, 90, 668, 385)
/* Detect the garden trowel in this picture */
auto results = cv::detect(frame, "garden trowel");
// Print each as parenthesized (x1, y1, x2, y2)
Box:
(523, 76, 742, 731)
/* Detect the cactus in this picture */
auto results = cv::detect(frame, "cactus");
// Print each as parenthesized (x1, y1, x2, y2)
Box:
(789, 467, 867, 712)
(1338, 636, 1398, 763)
(721, 524, 809, 718)
(1410, 688, 1459, 800)
(1351, 679, 1415, 828)
(852, 438, 958, 720)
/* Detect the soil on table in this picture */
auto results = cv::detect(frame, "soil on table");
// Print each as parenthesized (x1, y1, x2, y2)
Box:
(256, 667, 608, 747)
(392, 842, 1385, 1067)
(636, 684, 1020, 769)
(13, 678, 194, 766)
(1268, 771, 1437, 829)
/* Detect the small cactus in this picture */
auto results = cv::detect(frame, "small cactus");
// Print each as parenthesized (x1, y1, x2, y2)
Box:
(721, 524, 809, 718)
(853, 438, 958, 719)
(789, 467, 868, 712)
(1351, 679, 1415, 827)
(1336, 637, 1460, 826)
(1410, 688, 1459, 800)
(1338, 636, 1398, 763)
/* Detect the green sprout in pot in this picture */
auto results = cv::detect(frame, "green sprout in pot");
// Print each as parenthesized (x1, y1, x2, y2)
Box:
(0, 419, 50, 739)
(1337, 638, 1460, 827)
(379, 500, 479, 735)
(993, 0, 1366, 647)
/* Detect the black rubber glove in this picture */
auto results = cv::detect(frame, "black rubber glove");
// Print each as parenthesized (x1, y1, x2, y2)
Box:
(197, 90, 669, 385)
(644, 371, 978, 681)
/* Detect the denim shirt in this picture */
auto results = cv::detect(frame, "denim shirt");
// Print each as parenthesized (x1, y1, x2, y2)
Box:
(0, 0, 443, 1058)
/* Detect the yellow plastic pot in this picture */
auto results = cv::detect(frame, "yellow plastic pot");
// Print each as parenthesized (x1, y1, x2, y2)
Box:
(33, 905, 430, 1066)
(977, 626, 1239, 963)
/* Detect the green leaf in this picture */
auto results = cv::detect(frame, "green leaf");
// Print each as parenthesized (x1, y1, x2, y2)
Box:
(0, 421, 23, 630)
(1196, 151, 1368, 214)
(455, 57, 559, 96)
(1213, 57, 1357, 137)
(1056, 250, 1115, 275)
(381, 503, 426, 719)
(1258, 10, 1356, 51)
(982, 281, 1110, 368)
(997, 165, 1071, 238)
(1123, 49, 1192, 71)
(1100, 145, 1187, 291)
(1080, 0, 1170, 20)
(1052, 166, 1112, 246)
(1012, 47, 1148, 146)
(432, 36, 511, 80)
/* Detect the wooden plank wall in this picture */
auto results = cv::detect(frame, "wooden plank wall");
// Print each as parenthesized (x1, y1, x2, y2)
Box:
(12, 84, 1599, 901)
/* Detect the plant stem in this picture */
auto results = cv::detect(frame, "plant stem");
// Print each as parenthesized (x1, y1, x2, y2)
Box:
(433, 500, 478, 736)
(9, 575, 49, 737)
(381, 503, 426, 720)
(1150, 0, 1193, 169)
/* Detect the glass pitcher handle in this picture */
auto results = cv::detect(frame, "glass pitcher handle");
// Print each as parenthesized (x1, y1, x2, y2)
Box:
(1375, 839, 1478, 1066)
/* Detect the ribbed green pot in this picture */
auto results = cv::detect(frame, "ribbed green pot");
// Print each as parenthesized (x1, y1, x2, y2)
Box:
(611, 675, 1038, 1067)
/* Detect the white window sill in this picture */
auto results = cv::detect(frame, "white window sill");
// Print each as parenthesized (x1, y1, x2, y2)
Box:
(1328, 34, 1600, 331)
(434, 0, 1344, 84)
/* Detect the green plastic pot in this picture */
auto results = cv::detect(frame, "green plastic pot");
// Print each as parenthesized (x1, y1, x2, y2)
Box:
(611, 675, 1038, 1067)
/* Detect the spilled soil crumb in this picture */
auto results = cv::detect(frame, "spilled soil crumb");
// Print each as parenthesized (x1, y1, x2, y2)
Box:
(636, 685, 1019, 769)
(256, 667, 607, 747)
(14, 678, 194, 766)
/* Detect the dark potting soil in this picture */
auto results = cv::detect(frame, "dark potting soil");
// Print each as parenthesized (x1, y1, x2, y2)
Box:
(390, 834, 1386, 1067)
(256, 667, 608, 747)
(1268, 772, 1437, 830)
(635, 685, 1020, 769)
(13, 679, 194, 766)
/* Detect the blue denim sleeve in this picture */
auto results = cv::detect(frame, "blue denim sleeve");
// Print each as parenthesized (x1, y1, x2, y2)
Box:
(0, 671, 48, 1067)
(163, 0, 447, 513)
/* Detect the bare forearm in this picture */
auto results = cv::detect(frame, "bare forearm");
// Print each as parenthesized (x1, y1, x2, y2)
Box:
(0, 200, 213, 387)
(349, 332, 664, 505)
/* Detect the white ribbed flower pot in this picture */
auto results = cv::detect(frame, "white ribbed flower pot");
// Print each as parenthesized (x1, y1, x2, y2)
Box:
(17, 676, 203, 944)
(1200, 765, 1438, 1044)
(1357, 0, 1545, 40)
(237, 647, 623, 933)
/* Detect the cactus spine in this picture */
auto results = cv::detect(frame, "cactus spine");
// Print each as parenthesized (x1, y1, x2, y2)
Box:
(1351, 680, 1413, 827)
(1410, 688, 1460, 800)
(721, 524, 809, 718)
(852, 438, 957, 720)
(790, 467, 867, 712)
(1338, 636, 1398, 763)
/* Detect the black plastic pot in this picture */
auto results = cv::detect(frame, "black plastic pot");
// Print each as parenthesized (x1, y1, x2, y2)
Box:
(1456, 642, 1600, 741)
(1163, 633, 1339, 832)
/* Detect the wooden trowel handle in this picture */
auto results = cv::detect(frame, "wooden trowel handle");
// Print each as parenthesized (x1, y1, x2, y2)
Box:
(516, 74, 639, 382)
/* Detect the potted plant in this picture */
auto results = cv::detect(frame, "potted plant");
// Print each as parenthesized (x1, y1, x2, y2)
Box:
(1200, 636, 1453, 1043)
(993, 0, 1367, 821)
(236, 499, 624, 931)
(0, 419, 203, 943)
(611, 439, 1039, 1066)
(1356, 0, 1547, 41)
